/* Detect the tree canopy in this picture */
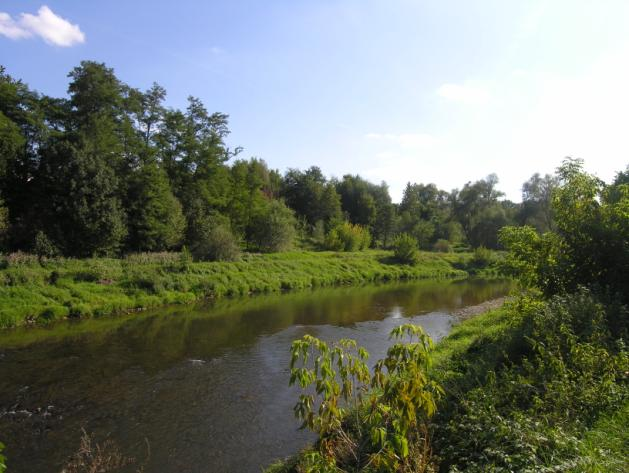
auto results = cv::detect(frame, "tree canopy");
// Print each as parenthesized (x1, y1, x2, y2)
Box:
(1, 62, 624, 257)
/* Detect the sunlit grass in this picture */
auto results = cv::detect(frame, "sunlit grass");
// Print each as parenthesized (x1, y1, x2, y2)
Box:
(0, 250, 468, 329)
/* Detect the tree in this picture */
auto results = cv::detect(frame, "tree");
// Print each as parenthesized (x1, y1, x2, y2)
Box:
(451, 174, 508, 248)
(136, 83, 166, 147)
(126, 164, 185, 252)
(371, 182, 397, 247)
(35, 139, 127, 256)
(156, 97, 236, 214)
(0, 111, 24, 182)
(398, 183, 450, 248)
(280, 167, 342, 228)
(518, 173, 558, 232)
(249, 200, 297, 252)
(336, 175, 377, 227)
(228, 159, 272, 236)
(66, 61, 145, 198)
(500, 158, 629, 306)
(0, 67, 47, 241)
(612, 166, 629, 186)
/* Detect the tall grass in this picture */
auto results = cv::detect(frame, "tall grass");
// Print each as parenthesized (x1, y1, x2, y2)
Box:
(0, 250, 467, 329)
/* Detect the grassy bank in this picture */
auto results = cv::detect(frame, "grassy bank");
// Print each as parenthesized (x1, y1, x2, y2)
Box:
(268, 293, 628, 472)
(0, 250, 468, 329)
(429, 296, 628, 472)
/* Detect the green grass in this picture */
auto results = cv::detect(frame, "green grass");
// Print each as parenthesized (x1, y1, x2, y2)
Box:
(430, 300, 532, 392)
(0, 250, 468, 329)
(429, 297, 627, 472)
(575, 401, 629, 473)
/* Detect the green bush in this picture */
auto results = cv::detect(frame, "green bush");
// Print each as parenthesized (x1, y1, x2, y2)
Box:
(324, 222, 371, 252)
(189, 224, 241, 262)
(433, 238, 452, 253)
(33, 231, 58, 262)
(470, 246, 493, 267)
(249, 200, 296, 253)
(393, 233, 420, 264)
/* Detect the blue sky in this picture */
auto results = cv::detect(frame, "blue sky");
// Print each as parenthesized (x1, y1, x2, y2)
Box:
(2, 1, 629, 201)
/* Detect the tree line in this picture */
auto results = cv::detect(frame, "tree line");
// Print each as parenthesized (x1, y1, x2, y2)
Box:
(0, 61, 618, 259)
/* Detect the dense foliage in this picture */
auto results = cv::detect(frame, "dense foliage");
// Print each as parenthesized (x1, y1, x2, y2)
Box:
(430, 161, 628, 472)
(273, 159, 628, 472)
(0, 62, 582, 259)
(500, 159, 629, 307)
(324, 222, 372, 252)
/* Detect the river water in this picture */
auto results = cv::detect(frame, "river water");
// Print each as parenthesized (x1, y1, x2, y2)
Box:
(0, 278, 512, 472)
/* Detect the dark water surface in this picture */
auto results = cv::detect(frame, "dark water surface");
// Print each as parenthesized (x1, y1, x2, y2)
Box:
(0, 278, 512, 472)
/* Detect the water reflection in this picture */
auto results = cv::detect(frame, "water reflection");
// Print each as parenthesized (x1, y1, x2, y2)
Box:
(0, 278, 512, 472)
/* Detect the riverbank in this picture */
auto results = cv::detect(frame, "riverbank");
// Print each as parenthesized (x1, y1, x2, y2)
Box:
(430, 296, 628, 472)
(0, 250, 470, 329)
(268, 293, 628, 472)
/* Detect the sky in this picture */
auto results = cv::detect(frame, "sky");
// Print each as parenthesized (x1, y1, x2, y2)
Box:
(1, 0, 629, 202)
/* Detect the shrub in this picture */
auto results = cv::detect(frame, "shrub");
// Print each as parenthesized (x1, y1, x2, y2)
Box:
(289, 325, 442, 471)
(324, 222, 371, 252)
(470, 246, 493, 267)
(190, 224, 241, 262)
(249, 200, 296, 253)
(33, 231, 58, 263)
(393, 233, 420, 264)
(433, 238, 452, 253)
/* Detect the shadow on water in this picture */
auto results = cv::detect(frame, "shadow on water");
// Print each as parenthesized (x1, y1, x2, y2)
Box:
(0, 278, 513, 472)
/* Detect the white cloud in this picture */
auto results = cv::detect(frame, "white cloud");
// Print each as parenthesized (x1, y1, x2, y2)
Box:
(0, 5, 84, 47)
(0, 12, 31, 39)
(437, 83, 490, 105)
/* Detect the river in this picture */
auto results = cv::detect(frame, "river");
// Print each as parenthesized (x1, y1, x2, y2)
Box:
(0, 278, 512, 472)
